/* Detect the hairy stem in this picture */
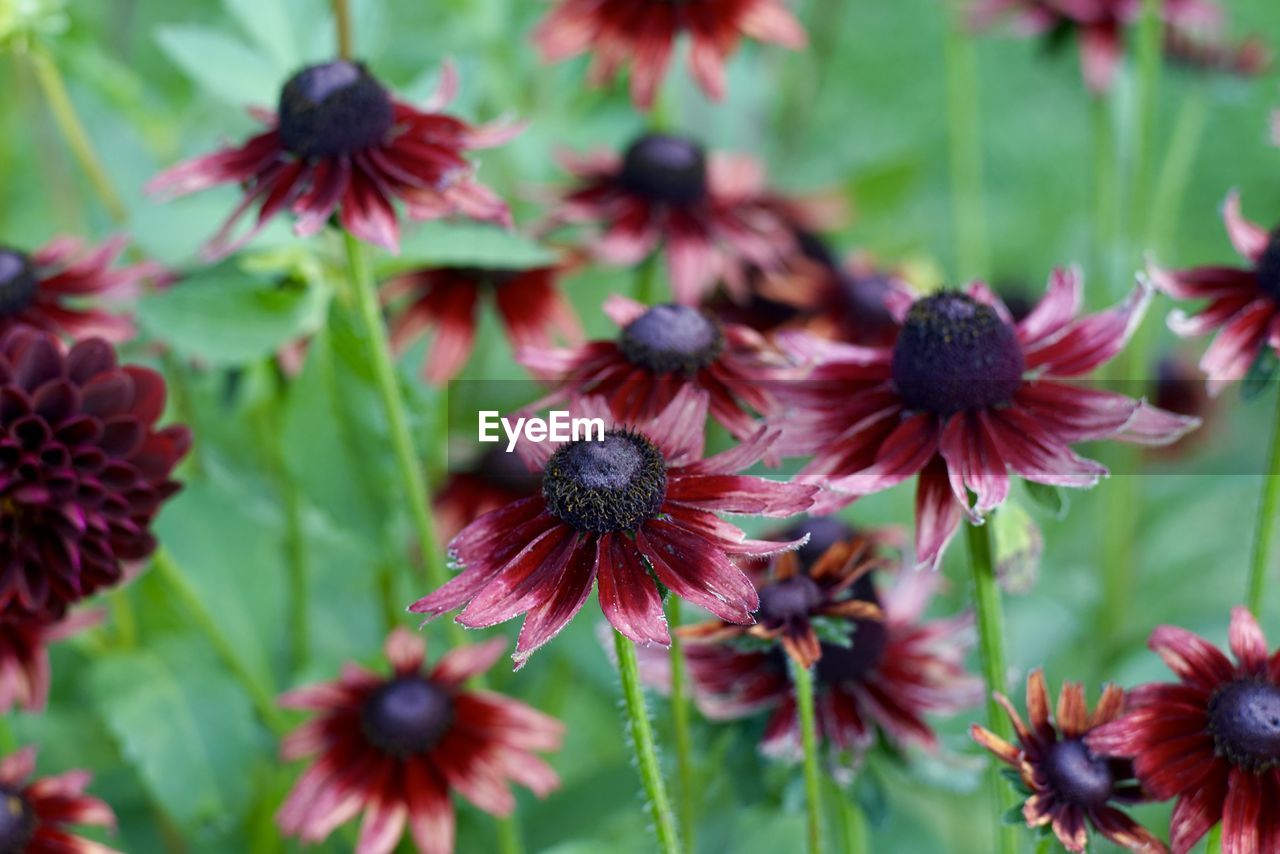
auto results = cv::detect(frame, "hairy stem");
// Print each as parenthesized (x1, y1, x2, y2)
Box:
(667, 598, 696, 853)
(792, 660, 826, 854)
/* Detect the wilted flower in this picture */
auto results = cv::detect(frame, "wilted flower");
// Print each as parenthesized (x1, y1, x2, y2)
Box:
(0, 746, 118, 853)
(148, 60, 517, 259)
(410, 386, 817, 667)
(383, 264, 580, 386)
(278, 629, 563, 854)
(0, 609, 100, 713)
(971, 670, 1167, 853)
(1088, 607, 1280, 854)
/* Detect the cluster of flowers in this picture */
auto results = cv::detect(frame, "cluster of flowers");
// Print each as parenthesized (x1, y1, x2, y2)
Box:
(0, 0, 1276, 850)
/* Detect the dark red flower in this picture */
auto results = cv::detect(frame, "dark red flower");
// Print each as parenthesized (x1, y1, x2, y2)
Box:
(434, 447, 541, 543)
(971, 670, 1168, 853)
(1151, 192, 1280, 394)
(1163, 28, 1269, 77)
(410, 386, 818, 667)
(278, 629, 563, 854)
(0, 236, 162, 343)
(1147, 353, 1217, 459)
(1087, 607, 1280, 854)
(0, 326, 191, 620)
(0, 609, 100, 713)
(0, 746, 118, 853)
(533, 0, 806, 108)
(777, 270, 1198, 567)
(679, 528, 980, 757)
(972, 0, 1220, 93)
(544, 134, 797, 306)
(147, 60, 517, 260)
(384, 265, 580, 386)
(518, 295, 794, 450)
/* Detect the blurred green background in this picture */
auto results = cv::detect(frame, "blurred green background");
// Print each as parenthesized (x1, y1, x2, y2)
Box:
(2, 0, 1280, 851)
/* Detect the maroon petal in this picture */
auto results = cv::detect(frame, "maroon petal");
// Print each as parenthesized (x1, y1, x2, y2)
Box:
(1149, 624, 1237, 691)
(914, 456, 965, 568)
(1227, 606, 1270, 675)
(596, 534, 669, 647)
(638, 520, 758, 623)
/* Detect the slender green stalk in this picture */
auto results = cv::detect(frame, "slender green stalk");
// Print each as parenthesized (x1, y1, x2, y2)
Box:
(791, 660, 825, 854)
(1146, 91, 1208, 252)
(152, 550, 289, 735)
(828, 776, 866, 854)
(332, 0, 353, 59)
(1090, 95, 1119, 295)
(1247, 387, 1280, 615)
(612, 631, 680, 854)
(496, 815, 523, 854)
(1205, 823, 1223, 854)
(666, 598, 696, 853)
(965, 519, 1016, 854)
(27, 46, 128, 224)
(942, 0, 989, 280)
(1128, 0, 1164, 260)
(0, 716, 15, 753)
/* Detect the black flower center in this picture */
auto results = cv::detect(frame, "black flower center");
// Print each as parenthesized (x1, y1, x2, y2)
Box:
(757, 574, 823, 625)
(1257, 231, 1280, 302)
(814, 597, 887, 685)
(278, 60, 394, 159)
(1043, 738, 1115, 807)
(542, 431, 668, 533)
(618, 305, 724, 374)
(891, 292, 1025, 414)
(361, 677, 454, 757)
(0, 789, 34, 852)
(618, 134, 708, 205)
(0, 249, 38, 318)
(1208, 678, 1280, 771)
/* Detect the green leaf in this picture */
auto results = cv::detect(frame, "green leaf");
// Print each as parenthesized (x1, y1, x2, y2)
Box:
(1022, 480, 1067, 519)
(812, 615, 854, 647)
(89, 640, 266, 833)
(1243, 348, 1278, 401)
(154, 25, 280, 105)
(1001, 804, 1028, 826)
(137, 264, 328, 368)
(221, 0, 298, 70)
(378, 221, 559, 276)
(993, 502, 1044, 596)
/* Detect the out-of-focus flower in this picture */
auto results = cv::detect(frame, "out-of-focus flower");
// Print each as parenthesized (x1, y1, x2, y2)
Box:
(0, 609, 100, 713)
(1151, 191, 1280, 394)
(1088, 607, 1280, 854)
(1147, 353, 1216, 459)
(777, 269, 1198, 567)
(971, 670, 1167, 853)
(518, 295, 794, 449)
(410, 386, 817, 667)
(0, 236, 162, 342)
(278, 629, 563, 854)
(0, 746, 118, 853)
(1163, 28, 1269, 77)
(533, 0, 806, 108)
(147, 60, 517, 259)
(433, 447, 541, 542)
(0, 326, 191, 620)
(544, 133, 797, 306)
(383, 264, 580, 386)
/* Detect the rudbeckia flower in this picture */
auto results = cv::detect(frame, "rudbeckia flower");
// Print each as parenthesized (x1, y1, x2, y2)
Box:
(0, 746, 118, 853)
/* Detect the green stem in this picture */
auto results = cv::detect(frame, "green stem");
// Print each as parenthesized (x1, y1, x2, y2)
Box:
(667, 598, 696, 853)
(612, 631, 680, 854)
(1091, 95, 1119, 296)
(1247, 387, 1280, 615)
(634, 251, 660, 306)
(942, 0, 989, 280)
(792, 660, 825, 854)
(496, 816, 523, 854)
(0, 716, 15, 754)
(27, 45, 128, 224)
(965, 519, 1016, 854)
(332, 0, 353, 59)
(152, 550, 289, 735)
(1128, 0, 1164, 262)
(1205, 823, 1223, 854)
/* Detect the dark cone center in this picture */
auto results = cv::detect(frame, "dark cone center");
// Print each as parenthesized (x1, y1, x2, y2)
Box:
(619, 305, 723, 374)
(618, 134, 708, 206)
(278, 60, 394, 159)
(361, 677, 454, 757)
(542, 431, 668, 533)
(1209, 678, 1280, 771)
(0, 249, 38, 318)
(1257, 231, 1280, 302)
(0, 789, 34, 852)
(891, 292, 1025, 414)
(1043, 738, 1115, 807)
(757, 574, 824, 625)
(814, 601, 888, 685)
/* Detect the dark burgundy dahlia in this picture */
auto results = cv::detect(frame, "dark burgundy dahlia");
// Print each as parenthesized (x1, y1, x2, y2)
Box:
(1151, 192, 1280, 392)
(410, 386, 818, 667)
(0, 609, 100, 713)
(147, 60, 516, 259)
(383, 265, 580, 386)
(534, 0, 806, 108)
(0, 326, 190, 619)
(1087, 607, 1280, 854)
(519, 296, 794, 448)
(0, 236, 162, 343)
(278, 629, 563, 854)
(777, 270, 1198, 567)
(971, 670, 1167, 853)
(545, 134, 798, 306)
(680, 520, 980, 757)
(0, 746, 119, 853)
